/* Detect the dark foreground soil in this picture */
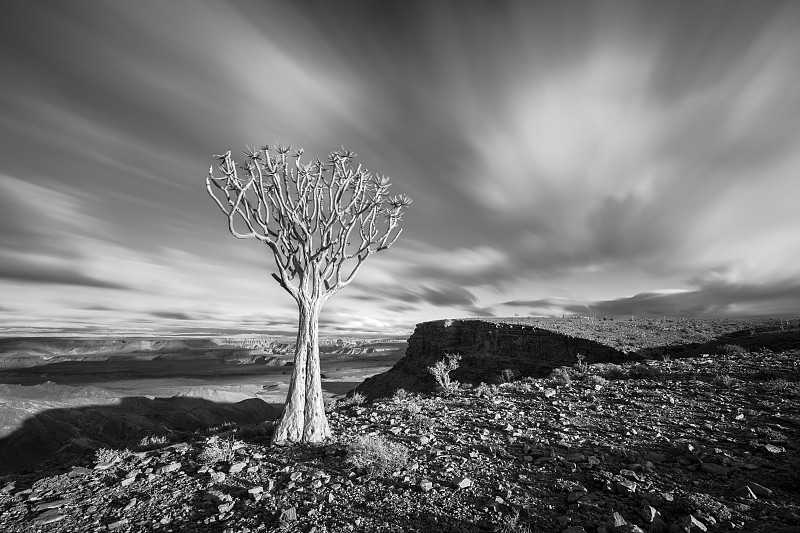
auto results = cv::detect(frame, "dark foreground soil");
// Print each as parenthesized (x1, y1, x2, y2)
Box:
(0, 347, 798, 533)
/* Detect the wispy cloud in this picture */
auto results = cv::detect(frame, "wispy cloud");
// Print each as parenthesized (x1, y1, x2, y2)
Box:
(1, 1, 799, 336)
(503, 278, 800, 318)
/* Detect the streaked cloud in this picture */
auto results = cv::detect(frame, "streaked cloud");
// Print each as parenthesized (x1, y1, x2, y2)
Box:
(0, 1, 799, 337)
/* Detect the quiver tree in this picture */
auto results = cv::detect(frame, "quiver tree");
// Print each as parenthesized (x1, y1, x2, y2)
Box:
(206, 144, 411, 445)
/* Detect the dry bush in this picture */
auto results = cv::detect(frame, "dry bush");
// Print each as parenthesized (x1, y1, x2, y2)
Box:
(572, 353, 589, 376)
(198, 436, 241, 466)
(629, 363, 660, 379)
(596, 363, 626, 380)
(475, 382, 499, 400)
(549, 367, 572, 386)
(95, 447, 132, 464)
(346, 434, 409, 476)
(324, 396, 340, 413)
(714, 373, 738, 388)
(723, 344, 748, 356)
(428, 353, 462, 392)
(135, 434, 169, 451)
(495, 512, 532, 533)
(762, 378, 792, 392)
(410, 413, 435, 433)
(583, 374, 608, 389)
(391, 388, 410, 403)
(404, 401, 422, 417)
(500, 368, 518, 383)
(335, 392, 366, 410)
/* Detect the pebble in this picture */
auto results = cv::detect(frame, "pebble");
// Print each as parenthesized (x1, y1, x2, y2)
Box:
(680, 514, 708, 532)
(107, 518, 129, 530)
(279, 507, 297, 524)
(229, 461, 247, 474)
(732, 479, 773, 497)
(453, 477, 472, 489)
(31, 509, 66, 526)
(700, 463, 730, 476)
(33, 498, 71, 512)
(157, 461, 181, 474)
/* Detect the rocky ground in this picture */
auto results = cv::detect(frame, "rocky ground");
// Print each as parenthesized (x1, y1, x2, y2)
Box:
(0, 346, 798, 533)
(481, 317, 800, 356)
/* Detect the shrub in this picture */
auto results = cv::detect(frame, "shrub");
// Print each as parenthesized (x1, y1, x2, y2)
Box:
(475, 382, 498, 400)
(337, 392, 366, 409)
(549, 367, 572, 386)
(496, 512, 532, 533)
(324, 396, 340, 413)
(95, 447, 132, 465)
(428, 353, 461, 392)
(349, 392, 367, 406)
(763, 379, 791, 392)
(714, 373, 737, 388)
(346, 435, 409, 476)
(198, 436, 241, 466)
(410, 413, 434, 432)
(573, 353, 588, 375)
(723, 344, 747, 357)
(403, 401, 422, 417)
(500, 368, 518, 383)
(629, 363, 660, 379)
(584, 374, 608, 389)
(136, 434, 168, 451)
(392, 388, 410, 403)
(597, 363, 626, 380)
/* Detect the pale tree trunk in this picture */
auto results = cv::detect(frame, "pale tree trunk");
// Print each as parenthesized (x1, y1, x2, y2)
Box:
(271, 295, 330, 444)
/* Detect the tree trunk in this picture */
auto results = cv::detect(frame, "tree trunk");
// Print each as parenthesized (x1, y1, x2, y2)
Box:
(271, 296, 330, 445)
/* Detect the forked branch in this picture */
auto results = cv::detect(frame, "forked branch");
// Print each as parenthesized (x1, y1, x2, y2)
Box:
(206, 145, 411, 301)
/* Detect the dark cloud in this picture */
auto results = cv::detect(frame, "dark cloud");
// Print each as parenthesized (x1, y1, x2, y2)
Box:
(354, 282, 476, 309)
(150, 311, 194, 321)
(504, 278, 800, 318)
(0, 257, 129, 290)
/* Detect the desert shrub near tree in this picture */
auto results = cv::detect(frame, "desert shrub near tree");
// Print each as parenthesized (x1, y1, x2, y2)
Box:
(428, 353, 461, 392)
(206, 144, 411, 444)
(346, 434, 410, 477)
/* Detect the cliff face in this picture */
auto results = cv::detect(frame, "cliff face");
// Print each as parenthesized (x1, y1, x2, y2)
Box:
(357, 319, 635, 400)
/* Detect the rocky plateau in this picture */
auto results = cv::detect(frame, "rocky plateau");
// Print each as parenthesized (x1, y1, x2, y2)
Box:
(0, 317, 797, 532)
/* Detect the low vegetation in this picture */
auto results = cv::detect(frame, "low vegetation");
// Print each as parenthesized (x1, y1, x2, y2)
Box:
(345, 434, 410, 477)
(428, 352, 462, 393)
(197, 435, 242, 466)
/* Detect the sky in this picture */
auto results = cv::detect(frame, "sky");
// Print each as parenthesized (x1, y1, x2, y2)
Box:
(1, 0, 800, 338)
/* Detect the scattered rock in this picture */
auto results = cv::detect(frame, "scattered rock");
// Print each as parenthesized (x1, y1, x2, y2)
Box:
(680, 514, 708, 532)
(107, 518, 129, 530)
(31, 509, 66, 526)
(156, 461, 181, 474)
(700, 462, 730, 476)
(279, 507, 297, 524)
(453, 477, 472, 489)
(229, 461, 247, 474)
(732, 479, 773, 497)
(1, 339, 799, 533)
(33, 498, 71, 512)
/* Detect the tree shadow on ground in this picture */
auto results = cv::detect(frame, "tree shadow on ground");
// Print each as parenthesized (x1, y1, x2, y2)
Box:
(0, 395, 282, 476)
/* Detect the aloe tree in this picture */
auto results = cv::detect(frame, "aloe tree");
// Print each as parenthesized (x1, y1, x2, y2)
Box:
(206, 144, 410, 444)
